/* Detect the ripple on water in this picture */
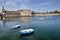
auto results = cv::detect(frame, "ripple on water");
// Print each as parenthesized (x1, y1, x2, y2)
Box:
(0, 16, 60, 40)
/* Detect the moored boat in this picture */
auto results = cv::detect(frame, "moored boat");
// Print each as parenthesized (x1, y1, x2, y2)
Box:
(12, 25, 20, 29)
(19, 29, 34, 35)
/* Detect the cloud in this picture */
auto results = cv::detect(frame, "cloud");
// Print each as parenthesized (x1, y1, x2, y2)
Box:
(37, 0, 56, 6)
(0, 0, 31, 11)
(37, 2, 49, 6)
(21, 3, 27, 7)
(18, 0, 30, 9)
(18, 0, 30, 3)
(6, 1, 15, 6)
(20, 3, 29, 9)
(1, 0, 30, 10)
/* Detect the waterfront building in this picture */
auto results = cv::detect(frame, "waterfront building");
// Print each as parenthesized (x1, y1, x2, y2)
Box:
(1, 6, 60, 17)
(2, 7, 32, 17)
(17, 10, 32, 16)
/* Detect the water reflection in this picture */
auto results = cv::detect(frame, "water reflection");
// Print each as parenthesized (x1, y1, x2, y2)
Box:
(0, 16, 60, 40)
(3, 17, 32, 29)
(3, 19, 6, 27)
(19, 17, 32, 29)
(20, 17, 31, 23)
(5, 17, 20, 22)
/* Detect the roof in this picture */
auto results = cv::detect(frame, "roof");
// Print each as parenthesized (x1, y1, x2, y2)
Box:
(17, 9, 32, 11)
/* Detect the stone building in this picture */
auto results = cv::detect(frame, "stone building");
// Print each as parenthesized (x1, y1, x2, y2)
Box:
(2, 7, 32, 17)
(5, 11, 20, 17)
(17, 10, 32, 16)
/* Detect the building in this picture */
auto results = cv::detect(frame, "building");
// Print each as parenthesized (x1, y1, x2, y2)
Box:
(2, 7, 32, 17)
(5, 11, 20, 17)
(2, 6, 60, 17)
(17, 10, 32, 16)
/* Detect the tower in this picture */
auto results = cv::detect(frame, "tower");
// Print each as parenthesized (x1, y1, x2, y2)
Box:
(2, 6, 6, 13)
(2, 6, 6, 19)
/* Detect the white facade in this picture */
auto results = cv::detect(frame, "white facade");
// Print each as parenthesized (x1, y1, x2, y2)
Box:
(19, 10, 32, 16)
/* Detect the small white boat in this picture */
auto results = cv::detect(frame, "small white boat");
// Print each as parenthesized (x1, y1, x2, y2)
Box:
(19, 29, 34, 34)
(12, 25, 20, 29)
(39, 18, 45, 20)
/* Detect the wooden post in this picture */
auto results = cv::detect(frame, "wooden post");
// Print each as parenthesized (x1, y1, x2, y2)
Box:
(0, 14, 3, 20)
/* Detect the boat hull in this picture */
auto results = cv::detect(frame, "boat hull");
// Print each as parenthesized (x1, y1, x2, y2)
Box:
(12, 25, 20, 29)
(19, 29, 34, 35)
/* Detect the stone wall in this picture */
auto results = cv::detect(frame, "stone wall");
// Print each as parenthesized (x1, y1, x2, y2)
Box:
(33, 13, 60, 16)
(5, 11, 20, 17)
(17, 10, 32, 16)
(3, 10, 60, 18)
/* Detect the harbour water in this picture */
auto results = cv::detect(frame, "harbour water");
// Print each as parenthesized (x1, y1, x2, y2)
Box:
(0, 16, 60, 40)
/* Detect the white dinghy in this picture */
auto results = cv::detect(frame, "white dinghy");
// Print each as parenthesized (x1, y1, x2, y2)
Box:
(12, 25, 20, 29)
(19, 29, 34, 34)
(39, 18, 45, 20)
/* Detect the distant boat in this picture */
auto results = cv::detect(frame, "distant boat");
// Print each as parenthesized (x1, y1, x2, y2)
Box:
(19, 29, 34, 35)
(12, 25, 20, 29)
(39, 18, 45, 20)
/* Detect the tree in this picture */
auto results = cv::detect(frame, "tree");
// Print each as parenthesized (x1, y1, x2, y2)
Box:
(53, 10, 59, 13)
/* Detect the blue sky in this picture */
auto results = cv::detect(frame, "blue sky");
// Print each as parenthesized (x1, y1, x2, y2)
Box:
(0, 0, 60, 12)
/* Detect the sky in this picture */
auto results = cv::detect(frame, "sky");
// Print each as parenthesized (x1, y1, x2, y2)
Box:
(0, 0, 60, 12)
